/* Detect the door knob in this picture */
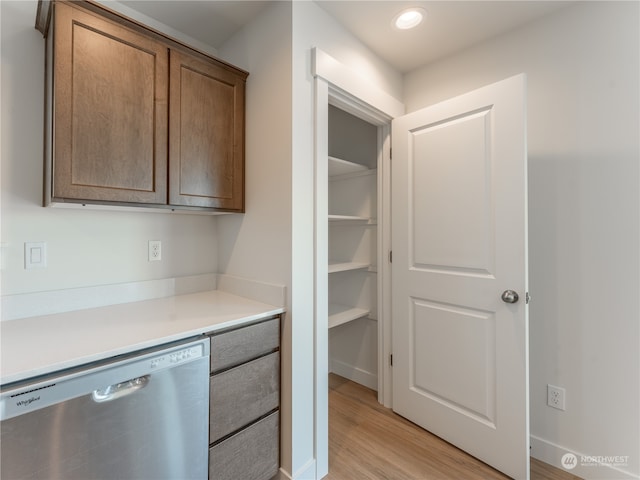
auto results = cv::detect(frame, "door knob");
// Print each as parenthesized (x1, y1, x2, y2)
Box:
(501, 290, 519, 304)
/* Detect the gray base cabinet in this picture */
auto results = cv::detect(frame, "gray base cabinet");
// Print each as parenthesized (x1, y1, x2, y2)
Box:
(209, 411, 279, 480)
(208, 316, 281, 480)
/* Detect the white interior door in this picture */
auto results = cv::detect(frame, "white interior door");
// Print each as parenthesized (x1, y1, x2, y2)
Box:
(391, 74, 529, 479)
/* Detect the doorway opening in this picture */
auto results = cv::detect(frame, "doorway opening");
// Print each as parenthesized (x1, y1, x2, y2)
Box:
(327, 104, 384, 394)
(312, 56, 399, 476)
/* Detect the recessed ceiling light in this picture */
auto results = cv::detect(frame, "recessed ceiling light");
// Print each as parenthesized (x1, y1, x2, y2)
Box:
(393, 7, 426, 30)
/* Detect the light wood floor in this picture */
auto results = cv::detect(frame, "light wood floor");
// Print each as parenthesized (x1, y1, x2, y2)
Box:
(325, 374, 582, 480)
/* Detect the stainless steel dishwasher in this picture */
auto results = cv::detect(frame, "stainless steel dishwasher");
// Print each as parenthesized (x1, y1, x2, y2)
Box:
(0, 336, 210, 480)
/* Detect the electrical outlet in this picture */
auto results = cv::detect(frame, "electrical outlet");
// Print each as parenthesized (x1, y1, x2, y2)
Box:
(148, 240, 161, 261)
(547, 384, 566, 411)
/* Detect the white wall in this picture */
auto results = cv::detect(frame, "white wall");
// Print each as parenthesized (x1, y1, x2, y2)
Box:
(0, 2, 218, 304)
(218, 2, 402, 477)
(404, 2, 639, 478)
(291, 2, 401, 478)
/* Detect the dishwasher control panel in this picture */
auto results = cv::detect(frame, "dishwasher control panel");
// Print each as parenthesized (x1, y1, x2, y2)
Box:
(150, 345, 204, 369)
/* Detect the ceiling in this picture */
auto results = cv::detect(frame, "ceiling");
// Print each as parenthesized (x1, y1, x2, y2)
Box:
(316, 1, 571, 72)
(120, 0, 571, 73)
(120, 1, 273, 49)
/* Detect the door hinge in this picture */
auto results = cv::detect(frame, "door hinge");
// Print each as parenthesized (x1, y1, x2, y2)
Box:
(526, 292, 531, 304)
(390, 148, 392, 160)
(390, 354, 393, 367)
(389, 250, 393, 263)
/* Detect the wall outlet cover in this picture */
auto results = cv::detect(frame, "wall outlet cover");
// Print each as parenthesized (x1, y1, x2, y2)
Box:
(148, 240, 161, 261)
(547, 384, 566, 411)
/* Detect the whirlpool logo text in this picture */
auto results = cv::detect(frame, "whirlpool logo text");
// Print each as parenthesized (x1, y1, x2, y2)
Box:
(16, 396, 40, 407)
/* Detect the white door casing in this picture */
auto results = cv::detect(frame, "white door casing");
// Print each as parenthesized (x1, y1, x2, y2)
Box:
(391, 74, 529, 479)
(312, 47, 403, 479)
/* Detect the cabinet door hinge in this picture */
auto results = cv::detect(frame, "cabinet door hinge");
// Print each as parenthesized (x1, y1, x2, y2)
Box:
(526, 292, 531, 304)
(390, 148, 392, 160)
(390, 354, 393, 367)
(389, 250, 393, 263)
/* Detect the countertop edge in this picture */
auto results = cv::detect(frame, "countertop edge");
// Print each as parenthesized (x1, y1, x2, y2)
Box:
(1, 290, 284, 386)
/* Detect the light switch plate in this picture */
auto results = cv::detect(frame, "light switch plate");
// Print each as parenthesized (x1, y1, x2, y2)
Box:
(25, 242, 47, 269)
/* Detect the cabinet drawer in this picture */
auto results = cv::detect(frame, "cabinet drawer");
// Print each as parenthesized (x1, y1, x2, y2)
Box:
(209, 411, 279, 480)
(210, 352, 279, 443)
(210, 317, 280, 373)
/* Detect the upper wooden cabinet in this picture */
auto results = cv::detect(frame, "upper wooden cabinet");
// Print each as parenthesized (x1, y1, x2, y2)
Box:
(169, 50, 245, 210)
(52, 3, 168, 205)
(38, 1, 248, 212)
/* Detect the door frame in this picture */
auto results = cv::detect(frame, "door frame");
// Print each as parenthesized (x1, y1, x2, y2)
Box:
(311, 48, 404, 478)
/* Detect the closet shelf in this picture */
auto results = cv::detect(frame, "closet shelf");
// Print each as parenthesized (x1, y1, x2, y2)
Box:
(328, 214, 370, 222)
(328, 304, 370, 329)
(328, 156, 369, 177)
(328, 261, 370, 273)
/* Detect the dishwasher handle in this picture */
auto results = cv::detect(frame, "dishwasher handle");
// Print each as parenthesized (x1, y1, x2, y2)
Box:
(92, 375, 150, 403)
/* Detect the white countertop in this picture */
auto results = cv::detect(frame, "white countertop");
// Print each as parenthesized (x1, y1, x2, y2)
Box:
(0, 290, 284, 385)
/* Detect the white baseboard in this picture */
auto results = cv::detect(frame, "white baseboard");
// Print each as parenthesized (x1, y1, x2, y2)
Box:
(290, 458, 317, 480)
(330, 358, 377, 390)
(275, 459, 319, 480)
(274, 467, 293, 480)
(531, 435, 639, 480)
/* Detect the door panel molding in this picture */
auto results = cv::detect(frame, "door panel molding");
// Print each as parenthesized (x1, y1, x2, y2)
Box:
(410, 297, 497, 427)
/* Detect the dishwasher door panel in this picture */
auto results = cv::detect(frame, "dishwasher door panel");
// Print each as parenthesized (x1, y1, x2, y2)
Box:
(1, 357, 209, 480)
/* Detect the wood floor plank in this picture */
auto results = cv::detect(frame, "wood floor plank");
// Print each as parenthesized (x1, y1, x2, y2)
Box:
(531, 458, 583, 480)
(325, 374, 582, 480)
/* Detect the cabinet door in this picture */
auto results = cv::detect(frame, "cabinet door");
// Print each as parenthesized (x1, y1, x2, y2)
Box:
(209, 411, 279, 480)
(210, 317, 280, 373)
(53, 3, 168, 204)
(169, 50, 246, 211)
(209, 352, 280, 443)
